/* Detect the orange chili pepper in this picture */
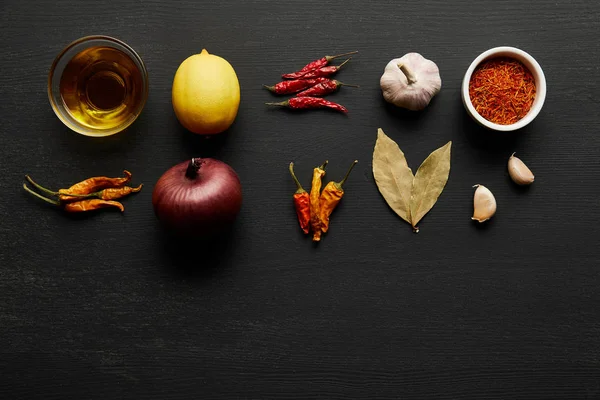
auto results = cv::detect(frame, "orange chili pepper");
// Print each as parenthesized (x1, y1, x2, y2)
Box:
(319, 160, 357, 233)
(23, 172, 141, 214)
(309, 161, 327, 242)
(289, 162, 310, 234)
(23, 184, 125, 213)
(25, 175, 141, 203)
(63, 199, 124, 213)
(93, 184, 143, 201)
(58, 170, 132, 200)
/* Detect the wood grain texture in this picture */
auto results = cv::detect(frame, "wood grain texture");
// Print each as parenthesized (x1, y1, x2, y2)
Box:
(1, 0, 600, 398)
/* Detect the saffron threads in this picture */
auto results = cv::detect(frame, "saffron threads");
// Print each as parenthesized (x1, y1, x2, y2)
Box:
(469, 57, 536, 125)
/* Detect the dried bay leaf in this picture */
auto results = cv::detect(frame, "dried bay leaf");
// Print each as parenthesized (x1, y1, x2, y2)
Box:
(409, 141, 452, 231)
(372, 128, 414, 224)
(372, 128, 452, 233)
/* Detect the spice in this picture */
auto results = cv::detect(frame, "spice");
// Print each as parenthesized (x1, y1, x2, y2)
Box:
(266, 97, 348, 113)
(309, 161, 327, 242)
(91, 185, 143, 200)
(380, 53, 442, 111)
(295, 59, 351, 79)
(469, 57, 536, 125)
(58, 170, 132, 200)
(472, 185, 497, 223)
(508, 153, 535, 186)
(296, 80, 359, 97)
(64, 199, 125, 213)
(289, 162, 310, 234)
(266, 51, 358, 116)
(264, 78, 328, 95)
(23, 184, 124, 212)
(373, 128, 451, 233)
(25, 175, 142, 202)
(319, 160, 358, 233)
(409, 141, 452, 232)
(282, 51, 358, 79)
(372, 128, 414, 225)
(23, 171, 141, 214)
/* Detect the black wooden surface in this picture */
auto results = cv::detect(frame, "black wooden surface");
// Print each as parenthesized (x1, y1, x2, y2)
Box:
(2, 0, 600, 398)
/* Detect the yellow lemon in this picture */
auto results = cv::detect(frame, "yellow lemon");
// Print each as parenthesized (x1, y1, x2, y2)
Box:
(172, 49, 240, 135)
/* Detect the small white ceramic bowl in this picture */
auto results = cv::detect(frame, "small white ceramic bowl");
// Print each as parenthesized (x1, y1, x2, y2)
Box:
(461, 46, 546, 131)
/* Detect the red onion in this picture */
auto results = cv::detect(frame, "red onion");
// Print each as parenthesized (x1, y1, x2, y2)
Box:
(152, 158, 242, 236)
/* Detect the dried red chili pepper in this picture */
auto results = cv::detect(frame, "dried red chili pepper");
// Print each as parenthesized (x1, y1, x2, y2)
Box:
(295, 59, 351, 79)
(265, 97, 348, 113)
(289, 162, 310, 234)
(23, 184, 124, 213)
(264, 78, 328, 95)
(282, 51, 358, 79)
(319, 160, 358, 233)
(296, 80, 359, 97)
(309, 161, 327, 242)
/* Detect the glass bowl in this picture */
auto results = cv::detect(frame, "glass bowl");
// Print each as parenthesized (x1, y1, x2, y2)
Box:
(48, 35, 149, 137)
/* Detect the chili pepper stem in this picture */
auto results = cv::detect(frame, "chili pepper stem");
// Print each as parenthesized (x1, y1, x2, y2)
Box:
(326, 51, 359, 61)
(265, 101, 289, 107)
(336, 58, 351, 70)
(397, 64, 418, 84)
(23, 184, 60, 206)
(337, 81, 360, 88)
(25, 175, 59, 197)
(339, 160, 358, 187)
(263, 85, 276, 92)
(289, 162, 306, 194)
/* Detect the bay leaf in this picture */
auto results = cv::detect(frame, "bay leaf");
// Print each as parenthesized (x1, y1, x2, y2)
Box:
(409, 141, 452, 231)
(372, 128, 414, 224)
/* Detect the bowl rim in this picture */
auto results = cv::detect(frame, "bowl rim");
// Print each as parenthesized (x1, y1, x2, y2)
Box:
(461, 46, 546, 132)
(47, 35, 149, 137)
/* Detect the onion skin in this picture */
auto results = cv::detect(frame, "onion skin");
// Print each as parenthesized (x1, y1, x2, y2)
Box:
(152, 158, 242, 236)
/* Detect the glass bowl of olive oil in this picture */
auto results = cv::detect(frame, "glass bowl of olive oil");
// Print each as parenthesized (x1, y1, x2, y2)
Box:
(48, 36, 148, 137)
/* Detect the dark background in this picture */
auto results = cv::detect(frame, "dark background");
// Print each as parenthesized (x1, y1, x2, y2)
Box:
(2, 0, 600, 398)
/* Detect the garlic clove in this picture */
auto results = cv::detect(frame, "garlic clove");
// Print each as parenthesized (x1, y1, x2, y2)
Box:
(508, 153, 535, 185)
(380, 52, 441, 111)
(472, 184, 496, 223)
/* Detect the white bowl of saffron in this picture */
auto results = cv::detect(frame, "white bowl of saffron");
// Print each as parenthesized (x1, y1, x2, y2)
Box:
(462, 46, 546, 131)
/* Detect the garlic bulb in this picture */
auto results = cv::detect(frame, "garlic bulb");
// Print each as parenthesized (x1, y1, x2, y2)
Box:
(472, 184, 496, 223)
(380, 53, 442, 111)
(508, 153, 535, 185)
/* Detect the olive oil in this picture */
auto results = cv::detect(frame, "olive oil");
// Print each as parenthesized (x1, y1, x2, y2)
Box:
(59, 46, 144, 130)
